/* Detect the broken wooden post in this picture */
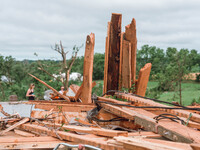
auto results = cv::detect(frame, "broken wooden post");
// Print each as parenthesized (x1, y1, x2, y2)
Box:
(135, 63, 152, 96)
(0, 118, 29, 135)
(124, 18, 137, 86)
(78, 33, 95, 103)
(121, 38, 132, 90)
(28, 73, 70, 102)
(103, 13, 122, 94)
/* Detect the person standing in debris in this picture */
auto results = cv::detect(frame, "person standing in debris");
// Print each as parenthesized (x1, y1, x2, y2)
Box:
(59, 86, 65, 95)
(26, 83, 35, 100)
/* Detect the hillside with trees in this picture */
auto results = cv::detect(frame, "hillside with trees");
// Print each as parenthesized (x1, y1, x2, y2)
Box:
(0, 45, 200, 104)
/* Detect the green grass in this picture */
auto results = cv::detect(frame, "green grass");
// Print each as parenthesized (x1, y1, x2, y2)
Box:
(94, 80, 200, 106)
(148, 81, 200, 106)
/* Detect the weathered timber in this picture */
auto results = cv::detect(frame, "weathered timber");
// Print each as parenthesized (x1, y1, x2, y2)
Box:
(31, 110, 87, 124)
(145, 139, 193, 150)
(98, 96, 132, 105)
(190, 143, 200, 150)
(0, 118, 29, 135)
(136, 63, 152, 96)
(14, 129, 35, 137)
(33, 122, 128, 137)
(0, 141, 62, 150)
(147, 109, 200, 130)
(121, 39, 132, 90)
(21, 123, 123, 150)
(123, 107, 200, 143)
(0, 136, 60, 143)
(103, 22, 111, 94)
(116, 93, 200, 124)
(28, 73, 70, 101)
(99, 103, 200, 143)
(34, 103, 95, 112)
(106, 13, 122, 92)
(77, 33, 95, 103)
(128, 131, 162, 138)
(114, 136, 186, 150)
(124, 18, 137, 85)
(118, 32, 124, 90)
(99, 103, 135, 120)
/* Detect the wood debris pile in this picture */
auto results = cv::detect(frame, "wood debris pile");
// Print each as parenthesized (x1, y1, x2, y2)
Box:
(0, 13, 200, 150)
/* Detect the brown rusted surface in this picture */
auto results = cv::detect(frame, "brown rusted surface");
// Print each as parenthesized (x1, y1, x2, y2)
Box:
(136, 63, 152, 96)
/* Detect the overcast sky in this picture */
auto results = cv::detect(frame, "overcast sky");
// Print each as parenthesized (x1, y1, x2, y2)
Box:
(0, 0, 200, 60)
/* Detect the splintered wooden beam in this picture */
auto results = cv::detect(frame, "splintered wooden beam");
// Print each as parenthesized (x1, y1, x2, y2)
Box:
(136, 63, 152, 96)
(105, 13, 122, 93)
(28, 73, 70, 102)
(99, 103, 200, 143)
(34, 104, 95, 112)
(33, 122, 128, 137)
(14, 129, 35, 137)
(78, 33, 95, 104)
(121, 39, 132, 90)
(116, 93, 200, 124)
(20, 123, 123, 150)
(114, 136, 189, 150)
(103, 22, 111, 94)
(0, 118, 29, 135)
(124, 18, 137, 85)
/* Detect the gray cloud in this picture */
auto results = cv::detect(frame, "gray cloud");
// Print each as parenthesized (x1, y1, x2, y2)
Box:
(0, 0, 200, 60)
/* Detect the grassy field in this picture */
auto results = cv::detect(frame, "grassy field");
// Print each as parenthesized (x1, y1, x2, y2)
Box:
(147, 81, 200, 106)
(93, 80, 200, 106)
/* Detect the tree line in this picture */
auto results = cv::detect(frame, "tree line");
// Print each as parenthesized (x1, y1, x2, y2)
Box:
(0, 45, 199, 101)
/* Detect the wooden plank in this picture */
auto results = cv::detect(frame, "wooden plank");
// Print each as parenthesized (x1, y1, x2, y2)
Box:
(128, 131, 162, 138)
(0, 141, 62, 149)
(190, 143, 200, 150)
(98, 96, 132, 105)
(30, 110, 87, 124)
(0, 136, 60, 143)
(121, 39, 132, 90)
(118, 32, 124, 90)
(116, 93, 200, 124)
(14, 129, 35, 137)
(106, 13, 122, 92)
(78, 33, 95, 103)
(100, 103, 135, 120)
(136, 63, 152, 96)
(145, 139, 193, 150)
(114, 136, 185, 150)
(33, 122, 128, 137)
(34, 103, 95, 112)
(122, 107, 200, 143)
(103, 22, 110, 94)
(28, 73, 70, 101)
(124, 18, 137, 85)
(100, 103, 200, 143)
(0, 118, 29, 135)
(20, 123, 123, 150)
